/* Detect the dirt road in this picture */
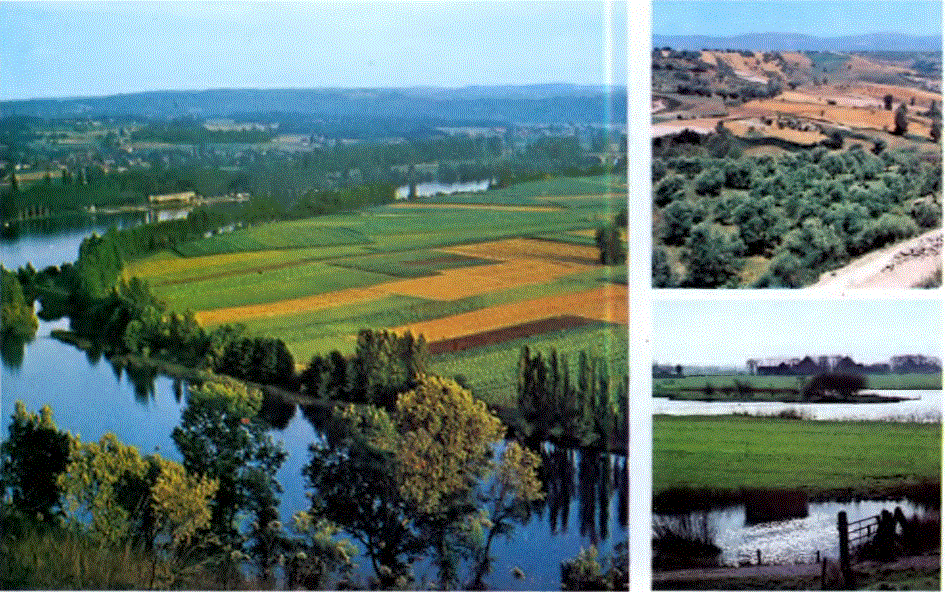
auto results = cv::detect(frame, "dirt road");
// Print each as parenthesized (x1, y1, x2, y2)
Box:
(811, 228, 942, 290)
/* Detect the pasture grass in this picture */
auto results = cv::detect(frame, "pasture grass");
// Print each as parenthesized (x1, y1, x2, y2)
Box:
(653, 414, 941, 497)
(654, 373, 942, 398)
(174, 220, 371, 256)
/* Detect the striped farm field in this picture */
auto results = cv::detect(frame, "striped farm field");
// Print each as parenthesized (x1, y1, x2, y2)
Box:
(390, 284, 628, 343)
(388, 202, 563, 212)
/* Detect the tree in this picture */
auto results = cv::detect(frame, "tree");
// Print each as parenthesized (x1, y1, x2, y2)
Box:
(0, 401, 71, 519)
(681, 222, 745, 288)
(595, 224, 626, 265)
(303, 405, 423, 588)
(931, 119, 941, 143)
(884, 94, 893, 110)
(1, 267, 38, 339)
(652, 247, 677, 288)
(393, 376, 528, 589)
(893, 104, 909, 135)
(172, 382, 287, 558)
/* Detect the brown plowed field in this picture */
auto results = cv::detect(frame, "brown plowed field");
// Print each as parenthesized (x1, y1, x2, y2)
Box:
(389, 202, 562, 212)
(391, 284, 628, 343)
(427, 315, 595, 355)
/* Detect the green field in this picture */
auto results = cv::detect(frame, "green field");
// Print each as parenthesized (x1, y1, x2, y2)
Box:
(653, 415, 941, 496)
(431, 323, 628, 408)
(654, 373, 943, 399)
(127, 176, 628, 406)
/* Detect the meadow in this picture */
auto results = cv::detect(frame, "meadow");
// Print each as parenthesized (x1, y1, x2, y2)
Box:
(653, 373, 943, 399)
(126, 175, 628, 405)
(653, 415, 941, 497)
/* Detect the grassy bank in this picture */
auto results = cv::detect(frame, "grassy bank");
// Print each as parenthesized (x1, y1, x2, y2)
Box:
(653, 415, 941, 499)
(654, 373, 942, 400)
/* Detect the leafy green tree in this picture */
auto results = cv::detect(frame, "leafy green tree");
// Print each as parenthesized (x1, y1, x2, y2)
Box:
(681, 222, 745, 288)
(172, 382, 287, 556)
(659, 199, 699, 246)
(595, 224, 626, 265)
(693, 166, 723, 196)
(303, 405, 423, 588)
(652, 247, 677, 288)
(654, 175, 685, 207)
(1, 267, 37, 339)
(0, 401, 71, 518)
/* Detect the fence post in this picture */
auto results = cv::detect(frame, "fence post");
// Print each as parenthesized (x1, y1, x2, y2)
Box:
(756, 549, 761, 565)
(821, 556, 827, 590)
(838, 511, 853, 589)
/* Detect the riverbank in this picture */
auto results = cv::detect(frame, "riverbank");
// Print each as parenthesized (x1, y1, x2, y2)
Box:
(653, 555, 940, 590)
(653, 414, 941, 503)
(654, 373, 942, 402)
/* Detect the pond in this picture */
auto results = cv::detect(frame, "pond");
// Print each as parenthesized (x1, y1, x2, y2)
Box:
(653, 390, 942, 422)
(2, 319, 626, 589)
(655, 498, 933, 567)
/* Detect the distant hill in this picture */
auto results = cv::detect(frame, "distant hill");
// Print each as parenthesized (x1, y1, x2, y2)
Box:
(653, 32, 941, 53)
(0, 85, 627, 125)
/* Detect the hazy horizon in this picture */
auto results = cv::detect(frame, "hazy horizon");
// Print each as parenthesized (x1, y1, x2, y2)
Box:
(653, 298, 943, 367)
(0, 1, 627, 102)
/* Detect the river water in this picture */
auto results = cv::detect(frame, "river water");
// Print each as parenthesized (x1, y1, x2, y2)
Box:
(654, 391, 942, 422)
(395, 179, 492, 199)
(0, 217, 626, 590)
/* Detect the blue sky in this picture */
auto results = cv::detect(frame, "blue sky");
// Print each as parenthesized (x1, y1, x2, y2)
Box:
(0, 1, 627, 101)
(653, 1, 942, 37)
(653, 297, 942, 367)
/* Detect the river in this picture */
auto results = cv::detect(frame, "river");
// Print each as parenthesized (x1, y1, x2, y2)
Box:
(653, 391, 942, 422)
(0, 217, 626, 590)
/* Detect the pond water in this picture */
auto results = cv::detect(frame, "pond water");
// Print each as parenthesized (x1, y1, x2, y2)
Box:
(655, 498, 932, 567)
(395, 179, 492, 199)
(653, 390, 942, 422)
(1, 209, 626, 591)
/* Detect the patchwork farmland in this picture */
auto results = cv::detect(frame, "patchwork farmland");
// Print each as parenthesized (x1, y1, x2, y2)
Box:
(127, 175, 628, 407)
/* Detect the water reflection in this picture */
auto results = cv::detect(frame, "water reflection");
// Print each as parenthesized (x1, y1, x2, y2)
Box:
(657, 499, 932, 566)
(538, 445, 628, 547)
(0, 333, 28, 370)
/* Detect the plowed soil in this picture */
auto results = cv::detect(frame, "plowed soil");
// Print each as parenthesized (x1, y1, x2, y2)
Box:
(427, 315, 595, 355)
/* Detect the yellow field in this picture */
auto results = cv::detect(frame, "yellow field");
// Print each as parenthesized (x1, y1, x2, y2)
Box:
(127, 250, 289, 279)
(195, 285, 389, 326)
(391, 284, 628, 342)
(389, 202, 562, 212)
(746, 98, 903, 131)
(441, 238, 600, 264)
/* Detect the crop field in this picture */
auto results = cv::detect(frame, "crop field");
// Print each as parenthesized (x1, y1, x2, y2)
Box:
(431, 323, 628, 408)
(128, 175, 629, 403)
(392, 284, 627, 342)
(653, 415, 941, 496)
